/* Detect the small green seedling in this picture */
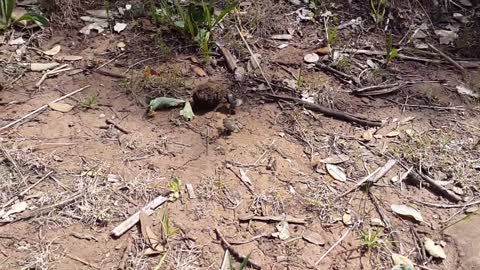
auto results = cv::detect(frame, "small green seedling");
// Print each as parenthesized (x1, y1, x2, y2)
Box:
(360, 229, 380, 250)
(82, 94, 98, 109)
(170, 0, 238, 61)
(161, 211, 178, 238)
(168, 177, 181, 201)
(228, 252, 251, 270)
(0, 0, 49, 30)
(385, 32, 398, 65)
(370, 0, 388, 24)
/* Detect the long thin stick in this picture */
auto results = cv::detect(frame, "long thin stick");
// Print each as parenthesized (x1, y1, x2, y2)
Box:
(2, 171, 54, 208)
(315, 223, 357, 265)
(0, 85, 90, 132)
(235, 25, 273, 91)
(427, 43, 464, 71)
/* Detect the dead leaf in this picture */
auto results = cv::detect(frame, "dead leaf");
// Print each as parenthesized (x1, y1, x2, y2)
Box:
(391, 204, 424, 222)
(1, 201, 28, 219)
(8, 37, 25, 45)
(435, 29, 458, 45)
(456, 85, 479, 98)
(315, 47, 330, 55)
(302, 230, 325, 245)
(139, 211, 162, 249)
(424, 238, 446, 259)
(55, 55, 84, 61)
(48, 103, 74, 113)
(86, 9, 111, 19)
(239, 169, 252, 186)
(320, 154, 349, 164)
(386, 130, 400, 137)
(192, 66, 207, 77)
(43, 45, 61, 56)
(391, 253, 414, 268)
(30, 62, 60, 71)
(272, 221, 290, 240)
(362, 129, 374, 141)
(326, 164, 346, 182)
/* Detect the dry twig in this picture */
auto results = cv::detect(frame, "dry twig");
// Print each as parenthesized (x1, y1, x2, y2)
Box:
(0, 85, 90, 132)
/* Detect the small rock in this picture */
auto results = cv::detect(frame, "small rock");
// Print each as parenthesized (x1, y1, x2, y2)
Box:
(223, 118, 242, 134)
(342, 213, 353, 225)
(234, 67, 246, 82)
(303, 230, 325, 246)
(370, 218, 385, 227)
(99, 114, 106, 118)
(52, 155, 63, 162)
(304, 53, 319, 63)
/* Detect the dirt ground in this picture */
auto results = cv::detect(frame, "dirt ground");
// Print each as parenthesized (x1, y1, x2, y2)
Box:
(1, 0, 480, 269)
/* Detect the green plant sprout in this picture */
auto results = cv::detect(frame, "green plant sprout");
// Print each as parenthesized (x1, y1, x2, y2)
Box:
(1, 0, 49, 30)
(385, 32, 398, 65)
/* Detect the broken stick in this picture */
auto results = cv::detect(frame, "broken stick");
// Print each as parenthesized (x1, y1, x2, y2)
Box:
(111, 195, 168, 237)
(105, 119, 130, 134)
(427, 43, 465, 72)
(263, 93, 382, 127)
(238, 214, 307, 224)
(407, 170, 462, 202)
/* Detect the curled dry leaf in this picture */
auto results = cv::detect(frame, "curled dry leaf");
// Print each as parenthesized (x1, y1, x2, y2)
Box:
(391, 204, 424, 222)
(304, 53, 319, 63)
(320, 154, 349, 164)
(43, 45, 61, 56)
(424, 238, 446, 259)
(315, 46, 330, 55)
(326, 164, 347, 182)
(192, 66, 207, 77)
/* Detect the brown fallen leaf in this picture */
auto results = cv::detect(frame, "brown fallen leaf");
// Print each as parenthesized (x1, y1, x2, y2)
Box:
(192, 66, 207, 77)
(315, 46, 330, 55)
(139, 211, 163, 251)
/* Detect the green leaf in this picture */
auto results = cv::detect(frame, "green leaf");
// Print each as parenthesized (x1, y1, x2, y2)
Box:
(212, 1, 238, 29)
(168, 177, 181, 201)
(149, 97, 185, 111)
(15, 13, 49, 26)
(180, 101, 195, 121)
(174, 20, 185, 29)
(238, 253, 251, 270)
